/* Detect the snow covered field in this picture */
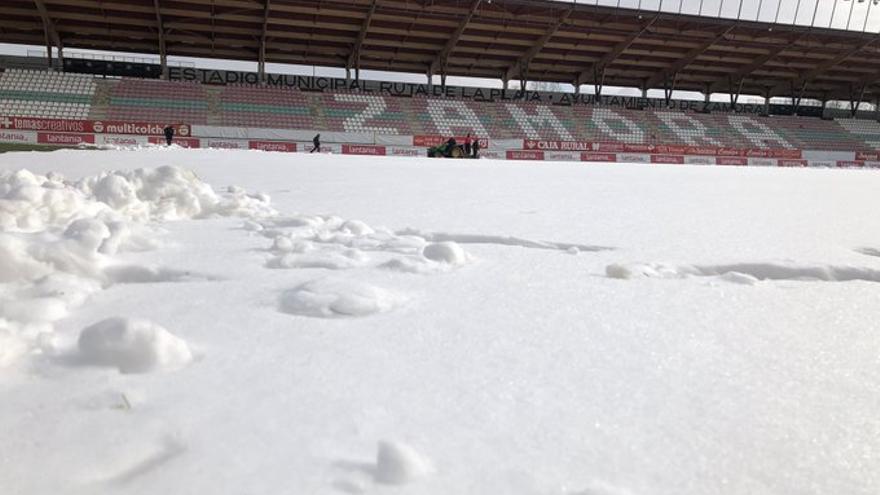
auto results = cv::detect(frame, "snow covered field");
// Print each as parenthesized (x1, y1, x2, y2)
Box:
(1, 147, 878, 495)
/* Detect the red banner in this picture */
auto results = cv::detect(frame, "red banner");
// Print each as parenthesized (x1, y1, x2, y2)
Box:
(506, 150, 544, 160)
(592, 142, 626, 152)
(715, 156, 749, 167)
(37, 132, 95, 145)
(581, 152, 617, 162)
(855, 151, 880, 161)
(651, 155, 685, 164)
(654, 144, 688, 155)
(716, 157, 748, 166)
(6, 117, 90, 133)
(717, 147, 741, 156)
(770, 148, 802, 159)
(92, 121, 190, 137)
(836, 160, 865, 168)
(148, 136, 200, 148)
(413, 135, 489, 148)
(1, 116, 190, 136)
(622, 143, 654, 153)
(524, 140, 592, 151)
(249, 141, 297, 152)
(685, 146, 719, 156)
(342, 144, 386, 156)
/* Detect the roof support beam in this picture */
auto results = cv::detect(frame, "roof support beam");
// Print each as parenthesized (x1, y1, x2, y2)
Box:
(849, 83, 867, 117)
(348, 0, 377, 81)
(707, 32, 808, 93)
(32, 0, 63, 67)
(153, 0, 167, 79)
(572, 13, 660, 88)
(643, 24, 736, 90)
(258, 0, 270, 81)
(429, 0, 481, 80)
(503, 6, 573, 83)
(768, 35, 880, 96)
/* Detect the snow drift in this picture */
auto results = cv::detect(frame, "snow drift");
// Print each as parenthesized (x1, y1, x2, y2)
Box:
(0, 165, 274, 369)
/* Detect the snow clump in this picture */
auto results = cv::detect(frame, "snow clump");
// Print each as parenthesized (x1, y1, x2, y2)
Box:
(77, 317, 193, 374)
(374, 441, 433, 485)
(421, 241, 470, 265)
(279, 278, 404, 318)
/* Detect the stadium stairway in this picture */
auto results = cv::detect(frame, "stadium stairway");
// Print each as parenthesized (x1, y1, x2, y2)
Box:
(204, 86, 225, 126)
(87, 79, 114, 120)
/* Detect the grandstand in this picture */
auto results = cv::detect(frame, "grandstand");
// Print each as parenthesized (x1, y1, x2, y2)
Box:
(2, 1, 880, 164)
(2, 68, 880, 156)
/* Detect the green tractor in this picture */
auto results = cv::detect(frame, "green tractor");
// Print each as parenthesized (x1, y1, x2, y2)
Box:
(427, 139, 467, 158)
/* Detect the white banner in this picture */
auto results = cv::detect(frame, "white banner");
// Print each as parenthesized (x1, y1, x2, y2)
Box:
(387, 147, 424, 157)
(97, 134, 149, 147)
(684, 156, 714, 165)
(748, 158, 776, 167)
(203, 138, 248, 150)
(802, 150, 856, 161)
(0, 130, 37, 144)
(617, 153, 651, 164)
(544, 151, 580, 162)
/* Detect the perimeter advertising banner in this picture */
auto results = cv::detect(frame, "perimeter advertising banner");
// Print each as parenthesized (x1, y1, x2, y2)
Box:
(37, 132, 95, 145)
(1, 116, 189, 136)
(581, 152, 617, 162)
(249, 141, 297, 152)
(524, 140, 592, 151)
(342, 145, 386, 156)
(716, 157, 748, 166)
(147, 136, 200, 148)
(506, 150, 544, 160)
(0, 130, 37, 144)
(523, 140, 804, 158)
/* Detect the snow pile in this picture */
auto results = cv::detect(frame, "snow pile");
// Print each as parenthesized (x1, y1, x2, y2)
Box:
(374, 441, 433, 485)
(0, 166, 273, 369)
(77, 317, 193, 374)
(258, 215, 476, 275)
(279, 278, 404, 318)
(422, 241, 470, 265)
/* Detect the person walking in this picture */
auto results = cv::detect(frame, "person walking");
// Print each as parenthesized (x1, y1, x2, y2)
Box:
(464, 133, 472, 157)
(163, 125, 175, 146)
(471, 138, 480, 159)
(311, 133, 321, 153)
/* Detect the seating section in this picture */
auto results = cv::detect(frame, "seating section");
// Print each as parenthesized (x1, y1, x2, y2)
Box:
(4, 70, 880, 152)
(216, 84, 319, 129)
(107, 78, 208, 123)
(835, 119, 880, 149)
(0, 69, 94, 119)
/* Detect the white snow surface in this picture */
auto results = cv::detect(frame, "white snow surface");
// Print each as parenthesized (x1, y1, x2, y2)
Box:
(0, 148, 878, 495)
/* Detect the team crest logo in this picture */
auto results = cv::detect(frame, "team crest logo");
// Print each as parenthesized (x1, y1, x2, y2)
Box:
(93, 121, 104, 133)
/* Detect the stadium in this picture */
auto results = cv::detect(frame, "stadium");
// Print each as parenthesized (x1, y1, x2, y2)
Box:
(0, 0, 879, 163)
(1, 1, 879, 494)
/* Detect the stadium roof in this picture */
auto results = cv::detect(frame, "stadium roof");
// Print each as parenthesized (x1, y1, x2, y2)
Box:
(3, 0, 880, 101)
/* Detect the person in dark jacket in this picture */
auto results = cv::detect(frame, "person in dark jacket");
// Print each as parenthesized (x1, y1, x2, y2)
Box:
(311, 134, 321, 153)
(163, 125, 174, 146)
(471, 138, 480, 159)
(464, 133, 472, 157)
